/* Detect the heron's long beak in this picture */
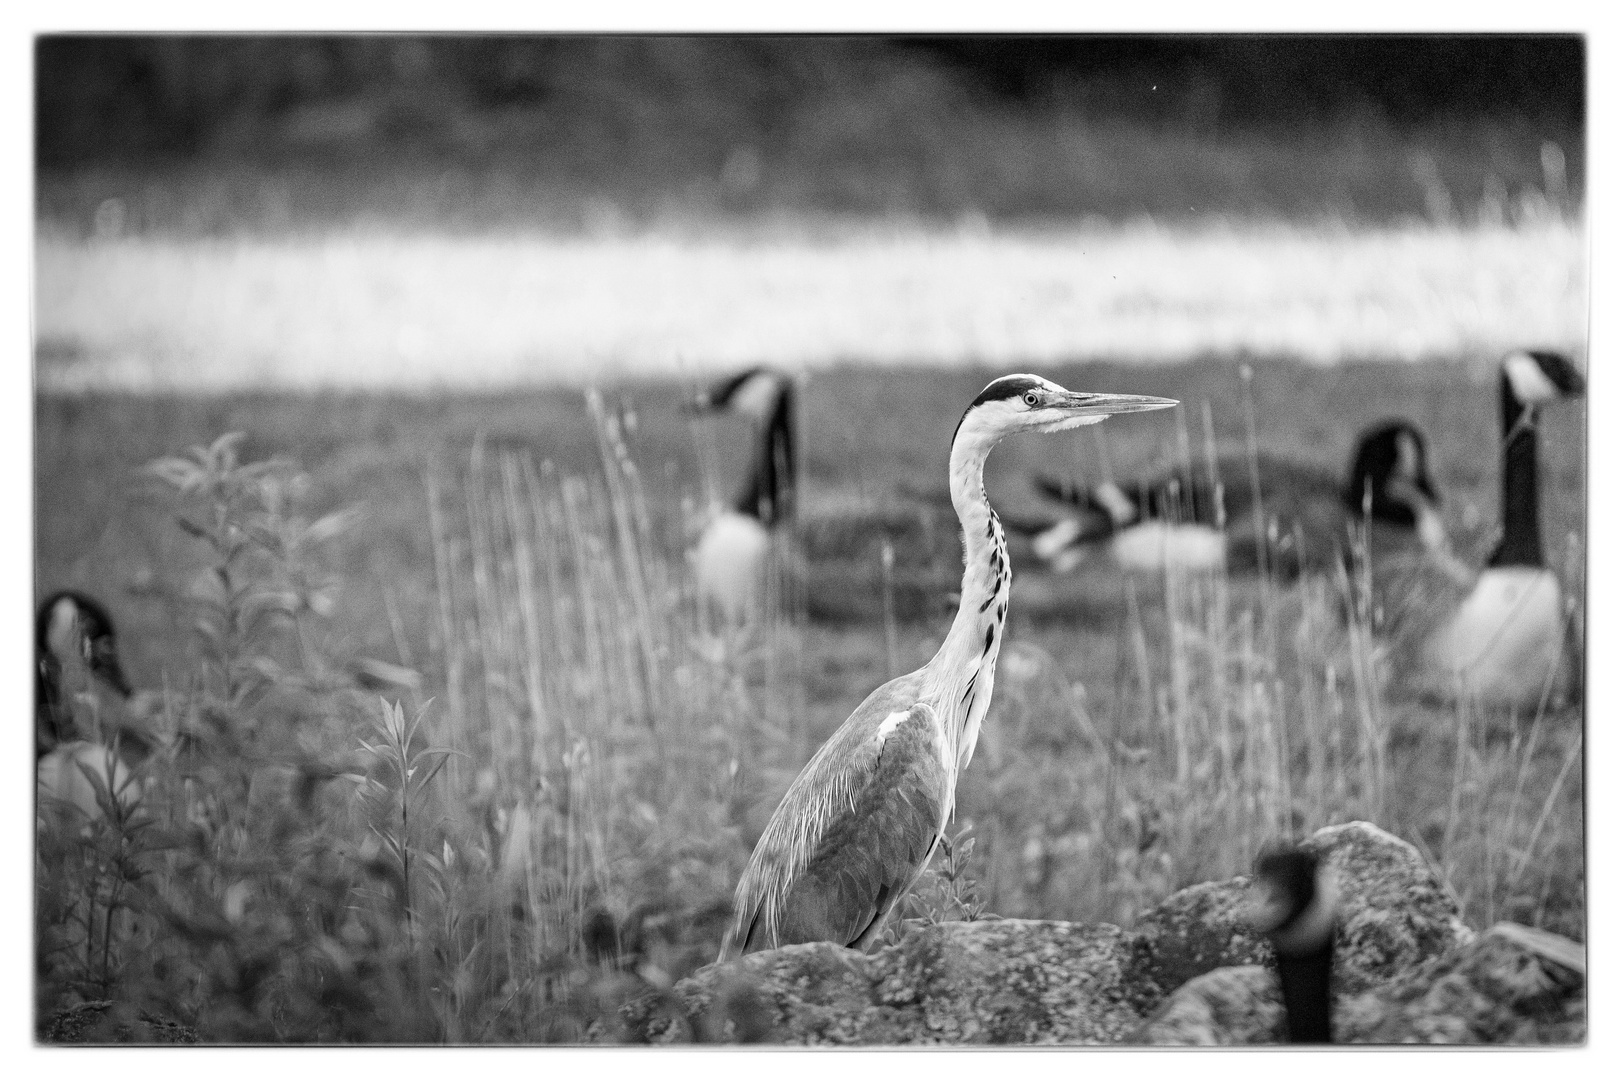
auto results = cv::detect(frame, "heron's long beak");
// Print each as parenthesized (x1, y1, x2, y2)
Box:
(1051, 391, 1180, 416)
(1034, 391, 1178, 432)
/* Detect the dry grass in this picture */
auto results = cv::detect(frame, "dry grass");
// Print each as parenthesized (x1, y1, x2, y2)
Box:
(34, 361, 1584, 1041)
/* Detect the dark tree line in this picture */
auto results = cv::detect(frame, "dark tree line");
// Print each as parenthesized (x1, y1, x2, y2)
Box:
(37, 35, 1582, 167)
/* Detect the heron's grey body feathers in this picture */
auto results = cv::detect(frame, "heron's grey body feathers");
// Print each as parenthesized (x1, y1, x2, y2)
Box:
(721, 377, 1177, 960)
(726, 695, 948, 956)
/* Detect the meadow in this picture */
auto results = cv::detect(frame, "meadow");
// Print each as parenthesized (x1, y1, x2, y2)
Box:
(34, 353, 1585, 1042)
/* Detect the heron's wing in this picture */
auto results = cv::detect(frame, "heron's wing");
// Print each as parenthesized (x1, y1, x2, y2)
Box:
(725, 684, 948, 957)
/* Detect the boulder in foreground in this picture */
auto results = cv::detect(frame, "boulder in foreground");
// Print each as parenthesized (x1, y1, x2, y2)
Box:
(618, 821, 1581, 1045)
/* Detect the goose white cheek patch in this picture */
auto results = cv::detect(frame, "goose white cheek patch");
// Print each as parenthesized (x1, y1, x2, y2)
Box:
(46, 599, 81, 663)
(1504, 352, 1562, 405)
(730, 373, 784, 422)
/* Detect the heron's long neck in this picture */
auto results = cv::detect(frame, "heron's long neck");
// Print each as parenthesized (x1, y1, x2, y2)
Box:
(924, 427, 1010, 772)
(1491, 379, 1543, 568)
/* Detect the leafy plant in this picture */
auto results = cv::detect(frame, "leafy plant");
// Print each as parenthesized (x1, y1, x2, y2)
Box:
(352, 697, 463, 937)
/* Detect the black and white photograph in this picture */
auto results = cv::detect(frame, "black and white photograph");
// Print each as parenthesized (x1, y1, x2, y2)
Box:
(28, 25, 1592, 1049)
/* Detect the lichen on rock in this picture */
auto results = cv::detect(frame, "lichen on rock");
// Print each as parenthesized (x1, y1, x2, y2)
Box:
(618, 821, 1582, 1046)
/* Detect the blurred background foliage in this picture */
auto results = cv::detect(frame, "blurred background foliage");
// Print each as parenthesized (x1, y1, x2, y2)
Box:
(36, 34, 1584, 228)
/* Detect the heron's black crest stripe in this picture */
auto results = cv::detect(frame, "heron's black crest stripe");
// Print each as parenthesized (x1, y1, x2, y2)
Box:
(969, 375, 1044, 409)
(951, 375, 1045, 442)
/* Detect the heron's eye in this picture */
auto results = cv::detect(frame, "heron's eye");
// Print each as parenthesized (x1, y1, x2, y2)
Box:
(1023, 391, 1040, 407)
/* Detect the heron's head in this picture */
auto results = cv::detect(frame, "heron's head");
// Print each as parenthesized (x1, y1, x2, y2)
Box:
(952, 374, 1177, 451)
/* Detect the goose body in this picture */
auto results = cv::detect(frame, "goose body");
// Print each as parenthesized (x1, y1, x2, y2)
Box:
(694, 510, 774, 623)
(1418, 566, 1565, 704)
(1022, 420, 1459, 580)
(1038, 516, 1227, 574)
(720, 376, 1176, 958)
(1402, 351, 1584, 708)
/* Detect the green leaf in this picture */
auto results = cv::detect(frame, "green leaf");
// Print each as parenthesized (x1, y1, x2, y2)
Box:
(145, 456, 206, 490)
(304, 507, 361, 545)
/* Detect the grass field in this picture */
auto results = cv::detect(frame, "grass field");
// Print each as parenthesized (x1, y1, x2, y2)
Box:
(34, 354, 1585, 1041)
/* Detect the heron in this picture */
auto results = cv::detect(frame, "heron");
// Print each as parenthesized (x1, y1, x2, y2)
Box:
(1018, 419, 1468, 582)
(36, 591, 148, 821)
(1394, 349, 1585, 708)
(1249, 843, 1338, 1044)
(719, 375, 1176, 958)
(687, 367, 798, 623)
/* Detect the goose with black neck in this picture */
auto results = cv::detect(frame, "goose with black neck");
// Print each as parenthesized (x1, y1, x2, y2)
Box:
(1411, 350, 1585, 708)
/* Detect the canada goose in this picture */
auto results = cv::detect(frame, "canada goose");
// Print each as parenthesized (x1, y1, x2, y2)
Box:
(35, 591, 147, 821)
(1401, 350, 1585, 708)
(687, 367, 797, 623)
(1250, 843, 1337, 1043)
(1019, 420, 1461, 580)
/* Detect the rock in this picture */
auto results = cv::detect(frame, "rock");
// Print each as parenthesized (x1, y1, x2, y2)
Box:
(620, 920, 1146, 1045)
(1302, 820, 1475, 996)
(1134, 921, 1586, 1046)
(1337, 922, 1585, 1044)
(1128, 876, 1271, 1002)
(621, 821, 1576, 1045)
(1129, 966, 1285, 1045)
(41, 1000, 199, 1044)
